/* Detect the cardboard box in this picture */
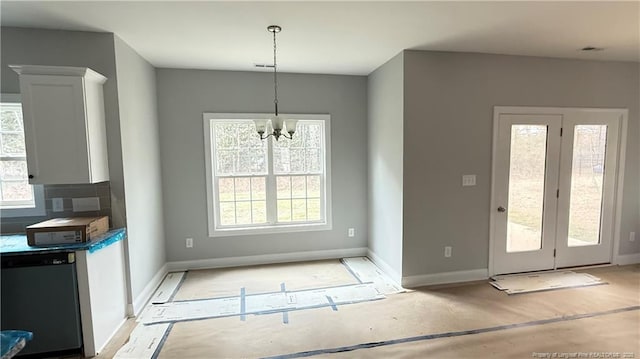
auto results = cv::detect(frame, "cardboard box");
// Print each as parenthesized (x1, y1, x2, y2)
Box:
(26, 216, 109, 246)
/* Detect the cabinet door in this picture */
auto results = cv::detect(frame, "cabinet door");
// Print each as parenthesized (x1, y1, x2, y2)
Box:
(20, 75, 91, 184)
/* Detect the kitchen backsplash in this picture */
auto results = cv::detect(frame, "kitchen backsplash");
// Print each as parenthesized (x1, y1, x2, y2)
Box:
(0, 182, 112, 234)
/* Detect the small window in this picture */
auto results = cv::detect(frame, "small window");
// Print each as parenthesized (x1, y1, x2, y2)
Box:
(204, 113, 332, 236)
(0, 94, 45, 218)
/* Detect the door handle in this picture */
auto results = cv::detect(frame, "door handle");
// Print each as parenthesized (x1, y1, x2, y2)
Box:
(497, 206, 506, 212)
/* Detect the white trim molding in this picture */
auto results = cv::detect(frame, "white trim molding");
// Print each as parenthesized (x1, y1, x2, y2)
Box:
(366, 249, 402, 284)
(613, 253, 640, 266)
(96, 317, 128, 356)
(9, 65, 107, 83)
(130, 263, 168, 317)
(611, 112, 628, 269)
(401, 269, 489, 288)
(167, 247, 367, 272)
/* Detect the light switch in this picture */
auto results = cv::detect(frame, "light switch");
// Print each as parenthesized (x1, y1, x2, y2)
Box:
(72, 197, 100, 212)
(462, 175, 476, 187)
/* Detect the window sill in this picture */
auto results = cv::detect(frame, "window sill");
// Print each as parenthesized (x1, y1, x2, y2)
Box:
(0, 206, 46, 218)
(0, 185, 46, 218)
(210, 222, 332, 238)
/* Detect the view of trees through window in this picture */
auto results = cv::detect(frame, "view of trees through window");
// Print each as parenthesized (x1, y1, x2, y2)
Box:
(506, 125, 547, 252)
(212, 119, 325, 227)
(0, 102, 34, 207)
(567, 125, 607, 246)
(506, 124, 608, 252)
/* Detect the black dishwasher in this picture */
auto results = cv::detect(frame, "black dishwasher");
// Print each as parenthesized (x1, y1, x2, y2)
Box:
(1, 251, 83, 357)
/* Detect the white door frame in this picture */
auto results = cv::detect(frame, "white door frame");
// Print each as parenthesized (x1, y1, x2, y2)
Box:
(489, 106, 628, 276)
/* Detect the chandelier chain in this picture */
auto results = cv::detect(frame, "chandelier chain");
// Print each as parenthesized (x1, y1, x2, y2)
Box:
(273, 28, 279, 116)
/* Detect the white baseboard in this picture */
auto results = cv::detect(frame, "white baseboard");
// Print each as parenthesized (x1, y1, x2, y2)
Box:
(366, 249, 402, 284)
(167, 247, 368, 272)
(402, 268, 489, 288)
(614, 253, 640, 266)
(96, 316, 128, 355)
(130, 263, 168, 317)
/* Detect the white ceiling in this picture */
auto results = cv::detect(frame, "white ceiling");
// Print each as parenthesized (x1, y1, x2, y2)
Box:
(1, 1, 638, 75)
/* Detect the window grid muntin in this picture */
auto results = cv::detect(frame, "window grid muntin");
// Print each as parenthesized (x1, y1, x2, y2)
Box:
(275, 174, 323, 223)
(273, 122, 324, 175)
(216, 175, 269, 227)
(212, 120, 268, 177)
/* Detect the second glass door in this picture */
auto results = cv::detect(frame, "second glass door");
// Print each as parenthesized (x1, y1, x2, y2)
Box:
(555, 111, 620, 268)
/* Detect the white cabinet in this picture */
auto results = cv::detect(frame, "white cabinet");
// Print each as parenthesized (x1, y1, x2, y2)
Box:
(10, 65, 109, 184)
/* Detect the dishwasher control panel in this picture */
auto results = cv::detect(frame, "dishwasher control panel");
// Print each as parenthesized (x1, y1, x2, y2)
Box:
(1, 251, 75, 268)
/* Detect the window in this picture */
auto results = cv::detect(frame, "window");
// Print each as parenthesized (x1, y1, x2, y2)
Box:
(0, 94, 45, 217)
(204, 113, 331, 236)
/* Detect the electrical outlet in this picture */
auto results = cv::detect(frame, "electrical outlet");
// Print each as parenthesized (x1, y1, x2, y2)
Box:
(348, 228, 355, 237)
(631, 232, 636, 242)
(52, 198, 64, 212)
(444, 246, 452, 258)
(185, 238, 193, 248)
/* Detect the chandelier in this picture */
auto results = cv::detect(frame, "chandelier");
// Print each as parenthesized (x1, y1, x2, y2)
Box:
(254, 25, 298, 141)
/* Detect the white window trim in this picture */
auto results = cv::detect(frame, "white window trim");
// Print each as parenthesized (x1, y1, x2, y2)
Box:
(0, 93, 46, 217)
(203, 113, 332, 237)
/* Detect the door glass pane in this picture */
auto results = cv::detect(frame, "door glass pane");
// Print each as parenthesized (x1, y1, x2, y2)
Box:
(567, 125, 607, 247)
(506, 125, 547, 252)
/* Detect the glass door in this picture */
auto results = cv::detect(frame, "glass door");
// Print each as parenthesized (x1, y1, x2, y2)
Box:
(492, 114, 562, 275)
(491, 107, 623, 275)
(555, 111, 620, 267)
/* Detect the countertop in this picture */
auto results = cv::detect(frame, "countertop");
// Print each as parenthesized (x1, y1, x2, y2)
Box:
(0, 228, 126, 255)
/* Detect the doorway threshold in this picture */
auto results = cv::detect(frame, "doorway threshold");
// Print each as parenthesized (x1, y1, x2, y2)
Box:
(491, 262, 612, 280)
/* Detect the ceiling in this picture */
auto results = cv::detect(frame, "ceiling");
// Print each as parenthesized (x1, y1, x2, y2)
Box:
(1, 1, 638, 75)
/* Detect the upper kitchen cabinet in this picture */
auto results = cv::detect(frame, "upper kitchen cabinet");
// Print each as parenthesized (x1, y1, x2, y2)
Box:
(10, 65, 109, 184)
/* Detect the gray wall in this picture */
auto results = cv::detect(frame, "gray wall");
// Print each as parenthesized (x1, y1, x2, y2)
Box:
(156, 69, 368, 261)
(114, 37, 166, 307)
(402, 50, 640, 276)
(0, 27, 127, 229)
(367, 53, 404, 280)
(1, 27, 167, 309)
